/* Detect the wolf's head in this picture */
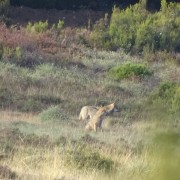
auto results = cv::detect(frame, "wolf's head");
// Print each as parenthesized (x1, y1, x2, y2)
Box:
(104, 102, 119, 115)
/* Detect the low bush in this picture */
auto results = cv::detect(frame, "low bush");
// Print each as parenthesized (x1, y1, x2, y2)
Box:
(38, 106, 69, 122)
(26, 21, 48, 34)
(1, 46, 24, 63)
(109, 63, 152, 81)
(156, 82, 176, 100)
(89, 14, 114, 50)
(150, 82, 180, 114)
(171, 87, 180, 113)
(65, 142, 114, 172)
(27, 19, 64, 36)
(57, 19, 64, 32)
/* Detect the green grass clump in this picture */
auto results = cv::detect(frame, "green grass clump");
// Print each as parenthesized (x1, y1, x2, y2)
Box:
(171, 86, 180, 114)
(26, 21, 48, 34)
(156, 82, 176, 100)
(38, 106, 69, 122)
(109, 63, 152, 80)
(150, 82, 180, 115)
(65, 142, 114, 173)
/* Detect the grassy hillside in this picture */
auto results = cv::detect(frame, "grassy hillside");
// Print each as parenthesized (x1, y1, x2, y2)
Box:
(0, 1, 180, 179)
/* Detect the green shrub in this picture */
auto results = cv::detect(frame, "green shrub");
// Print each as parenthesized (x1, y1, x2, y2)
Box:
(161, 0, 167, 13)
(26, 21, 48, 33)
(89, 1, 180, 53)
(135, 14, 160, 52)
(109, 63, 152, 80)
(150, 82, 180, 114)
(2, 46, 14, 59)
(1, 46, 23, 61)
(65, 142, 114, 172)
(171, 87, 180, 113)
(51, 19, 64, 36)
(89, 13, 113, 50)
(38, 106, 69, 122)
(157, 82, 176, 100)
(150, 82, 176, 107)
(57, 19, 64, 31)
(135, 3, 180, 52)
(109, 4, 148, 52)
(15, 46, 22, 59)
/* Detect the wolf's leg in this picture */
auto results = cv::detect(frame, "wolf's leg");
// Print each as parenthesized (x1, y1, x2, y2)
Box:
(93, 123, 97, 132)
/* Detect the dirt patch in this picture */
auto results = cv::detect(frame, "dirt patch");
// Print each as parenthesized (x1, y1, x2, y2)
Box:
(9, 6, 105, 28)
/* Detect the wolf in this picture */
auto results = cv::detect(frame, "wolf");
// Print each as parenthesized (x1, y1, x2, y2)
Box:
(79, 102, 118, 122)
(79, 106, 99, 121)
(85, 106, 107, 132)
(85, 102, 118, 132)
